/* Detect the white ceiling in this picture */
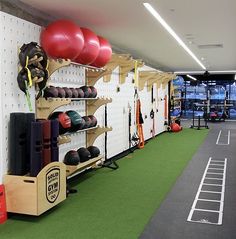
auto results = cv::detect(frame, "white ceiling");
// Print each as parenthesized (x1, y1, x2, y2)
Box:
(20, 0, 236, 72)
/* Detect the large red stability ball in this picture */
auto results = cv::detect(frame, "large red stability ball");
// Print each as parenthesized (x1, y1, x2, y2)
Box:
(40, 19, 84, 60)
(91, 36, 112, 67)
(74, 28, 100, 65)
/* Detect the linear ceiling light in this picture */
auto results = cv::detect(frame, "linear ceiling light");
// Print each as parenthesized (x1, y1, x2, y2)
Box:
(143, 3, 206, 70)
(187, 74, 197, 81)
(175, 70, 236, 75)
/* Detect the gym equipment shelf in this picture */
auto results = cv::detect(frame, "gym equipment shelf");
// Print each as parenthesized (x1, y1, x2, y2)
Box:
(36, 97, 112, 119)
(58, 126, 99, 145)
(66, 155, 103, 178)
(3, 162, 66, 216)
(138, 71, 176, 91)
(87, 53, 144, 86)
(47, 58, 105, 77)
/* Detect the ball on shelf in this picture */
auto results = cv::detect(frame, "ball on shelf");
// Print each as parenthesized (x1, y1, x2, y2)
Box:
(76, 88, 85, 98)
(57, 87, 66, 98)
(77, 147, 91, 162)
(63, 87, 73, 98)
(74, 27, 100, 65)
(43, 86, 58, 98)
(70, 88, 79, 98)
(88, 115, 97, 127)
(87, 146, 100, 158)
(49, 111, 71, 134)
(80, 86, 92, 98)
(66, 110, 84, 132)
(91, 36, 112, 67)
(89, 86, 97, 98)
(82, 116, 92, 129)
(40, 19, 84, 60)
(64, 150, 80, 165)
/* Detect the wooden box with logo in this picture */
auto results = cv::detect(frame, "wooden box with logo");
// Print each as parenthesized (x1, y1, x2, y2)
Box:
(3, 162, 66, 216)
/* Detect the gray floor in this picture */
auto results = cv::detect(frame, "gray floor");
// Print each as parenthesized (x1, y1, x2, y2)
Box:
(139, 121, 236, 239)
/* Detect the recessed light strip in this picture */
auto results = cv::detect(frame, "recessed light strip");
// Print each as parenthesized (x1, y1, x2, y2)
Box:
(175, 70, 236, 75)
(143, 3, 206, 70)
(187, 74, 197, 81)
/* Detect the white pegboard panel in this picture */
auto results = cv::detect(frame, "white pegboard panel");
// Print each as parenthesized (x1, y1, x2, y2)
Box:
(0, 12, 41, 183)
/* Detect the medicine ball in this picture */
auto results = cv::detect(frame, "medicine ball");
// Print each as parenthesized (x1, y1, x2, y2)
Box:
(44, 86, 58, 98)
(77, 147, 91, 162)
(63, 87, 73, 98)
(66, 110, 83, 132)
(76, 88, 85, 98)
(57, 87, 66, 98)
(88, 115, 97, 127)
(87, 146, 100, 158)
(40, 19, 84, 60)
(49, 111, 71, 134)
(70, 88, 79, 98)
(80, 86, 92, 98)
(82, 116, 92, 129)
(89, 86, 97, 98)
(64, 150, 80, 165)
(77, 117, 86, 130)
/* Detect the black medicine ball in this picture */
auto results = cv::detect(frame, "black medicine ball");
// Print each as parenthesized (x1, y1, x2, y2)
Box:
(44, 86, 58, 98)
(89, 86, 97, 98)
(64, 150, 80, 165)
(82, 116, 92, 129)
(88, 115, 97, 127)
(63, 87, 73, 98)
(80, 86, 92, 98)
(57, 87, 66, 98)
(70, 88, 79, 98)
(77, 147, 91, 162)
(87, 146, 100, 158)
(76, 88, 85, 98)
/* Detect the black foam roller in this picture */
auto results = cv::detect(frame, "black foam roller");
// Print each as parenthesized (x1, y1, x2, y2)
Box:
(30, 121, 43, 177)
(26, 113, 35, 172)
(9, 113, 27, 175)
(51, 120, 59, 162)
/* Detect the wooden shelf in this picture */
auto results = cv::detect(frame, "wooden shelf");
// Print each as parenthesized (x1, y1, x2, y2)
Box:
(86, 53, 144, 86)
(66, 155, 103, 177)
(138, 71, 176, 91)
(36, 97, 112, 119)
(47, 58, 104, 77)
(4, 162, 66, 216)
(36, 98, 71, 119)
(58, 126, 99, 145)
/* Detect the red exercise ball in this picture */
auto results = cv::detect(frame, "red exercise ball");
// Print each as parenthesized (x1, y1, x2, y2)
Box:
(171, 123, 182, 132)
(91, 36, 112, 67)
(74, 28, 100, 65)
(40, 19, 84, 60)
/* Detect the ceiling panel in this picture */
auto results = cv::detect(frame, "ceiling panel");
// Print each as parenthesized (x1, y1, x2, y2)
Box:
(19, 0, 236, 72)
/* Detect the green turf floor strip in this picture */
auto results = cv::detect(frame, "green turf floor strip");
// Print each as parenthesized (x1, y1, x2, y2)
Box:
(0, 129, 208, 239)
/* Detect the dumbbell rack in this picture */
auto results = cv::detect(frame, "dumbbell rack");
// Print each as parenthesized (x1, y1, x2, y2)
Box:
(36, 58, 113, 178)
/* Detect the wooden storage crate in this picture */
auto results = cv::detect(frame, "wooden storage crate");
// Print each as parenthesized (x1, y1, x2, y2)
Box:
(4, 162, 66, 216)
